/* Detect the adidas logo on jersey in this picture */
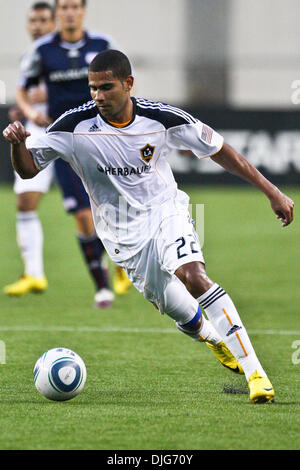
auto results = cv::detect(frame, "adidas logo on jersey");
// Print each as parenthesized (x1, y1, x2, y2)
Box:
(88, 123, 100, 132)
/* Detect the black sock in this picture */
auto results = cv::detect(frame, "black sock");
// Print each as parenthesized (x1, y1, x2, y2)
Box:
(77, 233, 109, 290)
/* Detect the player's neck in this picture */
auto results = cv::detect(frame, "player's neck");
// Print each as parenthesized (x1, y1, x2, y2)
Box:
(59, 28, 84, 44)
(105, 99, 133, 125)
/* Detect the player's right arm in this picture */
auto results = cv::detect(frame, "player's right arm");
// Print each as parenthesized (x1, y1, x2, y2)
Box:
(16, 87, 51, 127)
(165, 110, 294, 227)
(212, 142, 294, 227)
(2, 121, 40, 178)
(16, 45, 52, 127)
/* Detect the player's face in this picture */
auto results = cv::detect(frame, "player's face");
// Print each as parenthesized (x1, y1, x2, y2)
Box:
(89, 70, 134, 121)
(55, 0, 85, 32)
(27, 9, 55, 40)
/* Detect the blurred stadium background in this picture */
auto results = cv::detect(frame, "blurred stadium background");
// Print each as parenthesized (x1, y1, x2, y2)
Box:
(1, 0, 300, 185)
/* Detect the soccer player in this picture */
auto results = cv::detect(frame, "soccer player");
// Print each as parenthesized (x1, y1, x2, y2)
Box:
(3, 50, 294, 403)
(15, 0, 131, 307)
(4, 2, 55, 297)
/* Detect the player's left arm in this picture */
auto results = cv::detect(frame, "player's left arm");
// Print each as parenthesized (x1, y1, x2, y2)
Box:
(212, 142, 294, 227)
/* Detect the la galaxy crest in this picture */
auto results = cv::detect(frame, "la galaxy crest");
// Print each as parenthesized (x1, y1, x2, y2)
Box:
(140, 143, 155, 163)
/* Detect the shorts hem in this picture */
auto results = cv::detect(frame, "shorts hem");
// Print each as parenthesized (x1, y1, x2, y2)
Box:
(166, 255, 205, 276)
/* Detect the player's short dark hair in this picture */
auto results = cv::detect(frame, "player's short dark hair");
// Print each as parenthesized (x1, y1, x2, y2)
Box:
(54, 0, 87, 7)
(89, 50, 132, 81)
(31, 2, 55, 18)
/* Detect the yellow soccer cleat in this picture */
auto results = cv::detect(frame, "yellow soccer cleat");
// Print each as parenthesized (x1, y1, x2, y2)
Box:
(3, 275, 48, 296)
(248, 370, 275, 403)
(113, 266, 132, 295)
(206, 341, 244, 374)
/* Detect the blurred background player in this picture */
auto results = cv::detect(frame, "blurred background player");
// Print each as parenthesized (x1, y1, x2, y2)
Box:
(15, 0, 131, 307)
(4, 2, 56, 297)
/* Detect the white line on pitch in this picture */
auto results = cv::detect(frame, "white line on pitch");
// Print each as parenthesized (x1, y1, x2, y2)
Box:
(0, 326, 299, 335)
(0, 326, 174, 333)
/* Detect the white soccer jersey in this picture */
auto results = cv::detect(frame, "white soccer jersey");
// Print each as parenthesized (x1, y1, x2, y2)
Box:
(28, 98, 224, 262)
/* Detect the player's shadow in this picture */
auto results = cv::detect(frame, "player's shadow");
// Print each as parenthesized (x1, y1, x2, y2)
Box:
(222, 384, 248, 395)
(222, 384, 300, 405)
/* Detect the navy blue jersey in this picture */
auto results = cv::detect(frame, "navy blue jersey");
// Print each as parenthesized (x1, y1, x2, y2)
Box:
(19, 31, 116, 121)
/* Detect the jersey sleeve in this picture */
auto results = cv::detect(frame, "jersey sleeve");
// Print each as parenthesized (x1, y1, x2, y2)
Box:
(18, 46, 42, 89)
(27, 132, 74, 170)
(166, 120, 224, 159)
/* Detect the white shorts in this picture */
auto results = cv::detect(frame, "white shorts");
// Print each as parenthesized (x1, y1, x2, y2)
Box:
(119, 211, 204, 323)
(13, 163, 54, 195)
(13, 121, 54, 195)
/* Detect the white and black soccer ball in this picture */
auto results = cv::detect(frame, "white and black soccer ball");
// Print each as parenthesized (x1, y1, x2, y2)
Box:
(33, 347, 87, 401)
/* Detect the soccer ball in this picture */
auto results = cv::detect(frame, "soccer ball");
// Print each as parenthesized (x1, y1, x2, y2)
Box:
(33, 347, 87, 401)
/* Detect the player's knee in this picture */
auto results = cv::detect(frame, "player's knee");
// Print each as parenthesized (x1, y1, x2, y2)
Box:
(176, 262, 212, 298)
(186, 270, 211, 297)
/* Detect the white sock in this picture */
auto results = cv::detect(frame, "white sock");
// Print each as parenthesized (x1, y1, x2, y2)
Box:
(198, 283, 266, 380)
(16, 211, 44, 279)
(176, 313, 222, 345)
(198, 315, 223, 344)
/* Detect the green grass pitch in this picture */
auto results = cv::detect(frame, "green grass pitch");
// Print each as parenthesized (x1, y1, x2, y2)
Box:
(0, 184, 299, 450)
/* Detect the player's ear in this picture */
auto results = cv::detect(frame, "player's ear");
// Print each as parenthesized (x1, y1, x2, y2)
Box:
(124, 75, 134, 93)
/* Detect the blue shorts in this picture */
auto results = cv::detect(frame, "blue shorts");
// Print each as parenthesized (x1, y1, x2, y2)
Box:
(54, 159, 90, 214)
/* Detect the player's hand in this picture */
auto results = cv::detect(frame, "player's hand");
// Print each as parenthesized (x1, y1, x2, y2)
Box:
(28, 109, 52, 127)
(269, 190, 294, 227)
(28, 86, 47, 105)
(2, 121, 31, 144)
(8, 106, 24, 123)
